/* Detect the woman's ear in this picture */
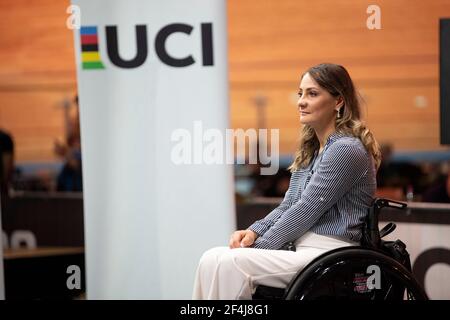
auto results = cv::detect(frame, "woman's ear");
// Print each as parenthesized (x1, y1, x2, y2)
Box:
(335, 96, 344, 111)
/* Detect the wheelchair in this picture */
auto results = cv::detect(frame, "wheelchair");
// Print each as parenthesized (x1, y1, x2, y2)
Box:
(252, 198, 429, 300)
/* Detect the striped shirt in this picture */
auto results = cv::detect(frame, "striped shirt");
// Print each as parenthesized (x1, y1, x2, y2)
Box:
(249, 132, 377, 250)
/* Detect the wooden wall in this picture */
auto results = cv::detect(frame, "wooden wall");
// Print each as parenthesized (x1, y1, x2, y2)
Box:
(0, 0, 449, 163)
(0, 0, 76, 163)
(228, 0, 449, 155)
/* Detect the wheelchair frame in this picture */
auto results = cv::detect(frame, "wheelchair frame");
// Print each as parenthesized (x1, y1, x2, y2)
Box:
(252, 198, 429, 300)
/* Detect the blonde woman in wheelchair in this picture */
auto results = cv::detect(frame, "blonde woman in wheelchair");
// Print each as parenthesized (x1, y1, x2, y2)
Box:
(193, 63, 381, 300)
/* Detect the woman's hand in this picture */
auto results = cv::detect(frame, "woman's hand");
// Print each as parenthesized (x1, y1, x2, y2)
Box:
(229, 230, 258, 249)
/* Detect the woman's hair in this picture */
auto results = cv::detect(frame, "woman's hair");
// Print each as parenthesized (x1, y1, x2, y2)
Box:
(288, 63, 381, 172)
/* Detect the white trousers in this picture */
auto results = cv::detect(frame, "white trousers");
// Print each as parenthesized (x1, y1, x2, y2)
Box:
(192, 231, 358, 300)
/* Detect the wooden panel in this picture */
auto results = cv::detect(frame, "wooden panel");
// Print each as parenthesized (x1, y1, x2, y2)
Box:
(0, 0, 76, 76)
(0, 91, 75, 162)
(0, 0, 76, 162)
(228, 0, 450, 155)
(0, 0, 449, 162)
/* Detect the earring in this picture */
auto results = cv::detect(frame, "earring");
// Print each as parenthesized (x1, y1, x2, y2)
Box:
(336, 109, 341, 119)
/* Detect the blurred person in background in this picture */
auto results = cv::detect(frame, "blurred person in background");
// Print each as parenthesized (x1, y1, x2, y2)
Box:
(0, 129, 14, 215)
(54, 95, 83, 192)
(422, 166, 450, 203)
(376, 142, 425, 200)
(0, 129, 14, 196)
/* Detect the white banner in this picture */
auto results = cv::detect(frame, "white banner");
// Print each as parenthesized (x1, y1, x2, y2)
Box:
(72, 0, 234, 299)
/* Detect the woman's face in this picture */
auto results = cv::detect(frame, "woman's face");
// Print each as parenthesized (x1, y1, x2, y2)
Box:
(297, 72, 340, 130)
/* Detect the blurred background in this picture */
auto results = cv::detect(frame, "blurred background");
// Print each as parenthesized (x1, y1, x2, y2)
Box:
(1, 0, 449, 201)
(1, 0, 450, 299)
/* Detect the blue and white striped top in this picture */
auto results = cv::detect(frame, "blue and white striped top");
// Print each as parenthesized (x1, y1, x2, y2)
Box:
(249, 132, 377, 250)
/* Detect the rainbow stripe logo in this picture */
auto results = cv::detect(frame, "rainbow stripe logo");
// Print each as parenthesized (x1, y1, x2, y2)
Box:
(80, 26, 105, 70)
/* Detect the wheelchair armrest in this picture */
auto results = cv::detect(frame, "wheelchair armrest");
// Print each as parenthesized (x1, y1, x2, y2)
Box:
(373, 198, 407, 212)
(364, 198, 406, 249)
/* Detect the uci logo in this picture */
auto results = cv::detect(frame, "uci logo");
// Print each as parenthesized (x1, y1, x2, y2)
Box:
(79, 23, 214, 70)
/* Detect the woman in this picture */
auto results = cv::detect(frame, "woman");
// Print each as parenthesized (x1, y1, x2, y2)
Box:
(192, 63, 381, 300)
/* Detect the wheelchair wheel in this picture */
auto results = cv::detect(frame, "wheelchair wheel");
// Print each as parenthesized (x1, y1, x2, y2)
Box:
(284, 247, 428, 300)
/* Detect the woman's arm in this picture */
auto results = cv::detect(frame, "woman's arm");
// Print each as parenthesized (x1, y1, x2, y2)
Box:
(247, 172, 297, 237)
(253, 140, 370, 250)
